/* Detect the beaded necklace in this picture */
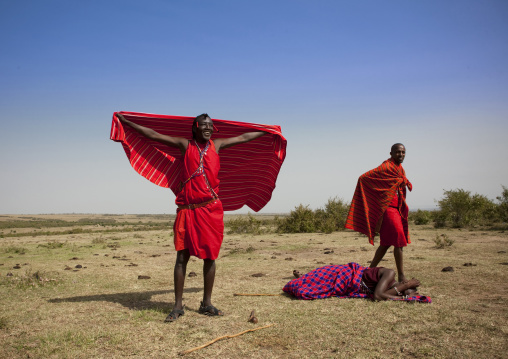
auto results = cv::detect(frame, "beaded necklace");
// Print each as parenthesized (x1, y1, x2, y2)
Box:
(180, 140, 218, 199)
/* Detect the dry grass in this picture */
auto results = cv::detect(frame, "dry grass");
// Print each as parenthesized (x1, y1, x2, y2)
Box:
(0, 214, 507, 358)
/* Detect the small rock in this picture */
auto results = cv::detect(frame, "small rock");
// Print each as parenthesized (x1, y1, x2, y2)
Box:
(75, 264, 82, 269)
(271, 256, 277, 259)
(498, 251, 506, 254)
(188, 271, 197, 277)
(6, 272, 13, 276)
(442, 266, 454, 272)
(285, 257, 293, 261)
(463, 262, 476, 267)
(64, 266, 72, 270)
(251, 273, 266, 277)
(13, 264, 21, 269)
(138, 275, 151, 280)
(248, 310, 258, 324)
(70, 257, 79, 260)
(324, 250, 334, 254)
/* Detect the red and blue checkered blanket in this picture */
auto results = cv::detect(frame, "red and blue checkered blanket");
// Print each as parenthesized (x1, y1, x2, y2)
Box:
(283, 262, 432, 303)
(283, 263, 368, 300)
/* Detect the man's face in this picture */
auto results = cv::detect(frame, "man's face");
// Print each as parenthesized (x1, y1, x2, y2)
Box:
(194, 116, 214, 142)
(390, 145, 406, 164)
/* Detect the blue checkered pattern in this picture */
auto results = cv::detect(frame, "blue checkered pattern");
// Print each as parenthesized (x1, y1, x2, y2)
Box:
(282, 263, 368, 300)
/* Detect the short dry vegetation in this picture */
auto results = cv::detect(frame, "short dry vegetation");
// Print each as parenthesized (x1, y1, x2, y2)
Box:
(0, 213, 507, 358)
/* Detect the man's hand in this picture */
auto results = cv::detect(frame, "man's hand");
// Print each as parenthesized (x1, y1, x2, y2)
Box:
(116, 113, 127, 122)
(406, 278, 420, 289)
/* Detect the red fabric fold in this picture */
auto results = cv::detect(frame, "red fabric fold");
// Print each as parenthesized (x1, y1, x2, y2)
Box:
(110, 111, 286, 212)
(345, 158, 412, 245)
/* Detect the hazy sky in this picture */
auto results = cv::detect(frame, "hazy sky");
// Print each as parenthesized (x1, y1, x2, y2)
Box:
(1, 0, 507, 214)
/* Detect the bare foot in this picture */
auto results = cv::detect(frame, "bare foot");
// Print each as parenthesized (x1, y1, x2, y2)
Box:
(293, 270, 301, 278)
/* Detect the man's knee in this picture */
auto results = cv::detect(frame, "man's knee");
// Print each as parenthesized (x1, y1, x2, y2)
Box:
(175, 250, 190, 265)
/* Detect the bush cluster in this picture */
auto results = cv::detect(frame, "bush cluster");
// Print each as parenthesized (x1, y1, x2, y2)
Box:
(276, 197, 349, 234)
(435, 188, 503, 228)
(410, 186, 508, 229)
(226, 214, 274, 235)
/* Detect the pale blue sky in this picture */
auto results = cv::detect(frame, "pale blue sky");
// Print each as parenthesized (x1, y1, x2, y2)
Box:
(1, 0, 507, 214)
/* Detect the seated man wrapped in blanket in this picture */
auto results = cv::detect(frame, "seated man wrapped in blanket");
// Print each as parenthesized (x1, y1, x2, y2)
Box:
(283, 262, 431, 303)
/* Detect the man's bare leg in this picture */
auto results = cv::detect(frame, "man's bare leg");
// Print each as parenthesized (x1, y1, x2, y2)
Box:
(370, 245, 390, 268)
(393, 246, 407, 283)
(202, 259, 216, 307)
(165, 249, 190, 322)
(173, 249, 190, 310)
(200, 259, 223, 315)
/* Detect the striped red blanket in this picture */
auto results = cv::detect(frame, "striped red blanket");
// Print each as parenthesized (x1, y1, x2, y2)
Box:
(345, 158, 412, 245)
(110, 111, 286, 212)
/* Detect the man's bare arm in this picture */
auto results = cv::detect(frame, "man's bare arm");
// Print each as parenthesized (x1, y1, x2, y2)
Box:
(214, 131, 266, 153)
(116, 113, 187, 153)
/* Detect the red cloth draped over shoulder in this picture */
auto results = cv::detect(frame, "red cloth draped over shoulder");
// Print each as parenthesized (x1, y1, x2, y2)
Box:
(110, 111, 287, 212)
(345, 158, 412, 245)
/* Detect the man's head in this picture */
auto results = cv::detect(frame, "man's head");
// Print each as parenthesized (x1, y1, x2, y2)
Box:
(390, 143, 406, 164)
(192, 113, 214, 142)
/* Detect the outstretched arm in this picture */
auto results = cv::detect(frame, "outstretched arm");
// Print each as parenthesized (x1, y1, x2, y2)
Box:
(213, 131, 266, 153)
(116, 113, 188, 154)
(373, 268, 420, 301)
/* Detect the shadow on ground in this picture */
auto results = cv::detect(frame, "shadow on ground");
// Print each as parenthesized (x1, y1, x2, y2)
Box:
(48, 288, 202, 312)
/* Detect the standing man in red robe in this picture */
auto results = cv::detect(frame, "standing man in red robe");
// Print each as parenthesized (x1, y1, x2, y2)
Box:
(116, 113, 265, 322)
(345, 143, 412, 283)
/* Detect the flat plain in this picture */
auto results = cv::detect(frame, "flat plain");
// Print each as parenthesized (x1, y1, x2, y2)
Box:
(0, 214, 507, 358)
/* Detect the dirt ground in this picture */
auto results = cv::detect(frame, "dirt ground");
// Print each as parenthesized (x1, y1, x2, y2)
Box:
(0, 214, 507, 358)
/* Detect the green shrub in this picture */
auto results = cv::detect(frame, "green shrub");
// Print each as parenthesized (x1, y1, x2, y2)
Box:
(434, 234, 454, 248)
(277, 205, 316, 233)
(432, 211, 448, 228)
(497, 185, 508, 222)
(277, 198, 350, 234)
(226, 214, 264, 235)
(411, 209, 432, 225)
(437, 189, 497, 228)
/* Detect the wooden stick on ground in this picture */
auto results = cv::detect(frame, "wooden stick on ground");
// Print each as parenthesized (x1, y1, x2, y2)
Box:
(233, 293, 284, 296)
(179, 324, 275, 355)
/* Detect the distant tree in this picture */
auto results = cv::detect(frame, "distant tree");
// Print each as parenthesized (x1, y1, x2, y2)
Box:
(496, 185, 508, 222)
(411, 209, 432, 225)
(277, 205, 316, 233)
(437, 189, 497, 227)
(277, 197, 350, 234)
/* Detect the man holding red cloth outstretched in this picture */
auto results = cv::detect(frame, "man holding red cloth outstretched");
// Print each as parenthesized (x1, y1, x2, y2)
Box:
(345, 144, 412, 283)
(115, 113, 267, 322)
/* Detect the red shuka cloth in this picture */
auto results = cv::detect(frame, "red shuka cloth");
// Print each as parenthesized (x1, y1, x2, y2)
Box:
(345, 158, 412, 245)
(110, 111, 287, 212)
(174, 141, 223, 259)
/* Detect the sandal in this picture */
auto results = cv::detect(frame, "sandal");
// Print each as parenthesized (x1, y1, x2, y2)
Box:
(198, 301, 224, 316)
(164, 307, 185, 322)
